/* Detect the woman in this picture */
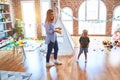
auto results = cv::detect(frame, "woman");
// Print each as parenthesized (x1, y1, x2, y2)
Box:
(44, 9, 62, 67)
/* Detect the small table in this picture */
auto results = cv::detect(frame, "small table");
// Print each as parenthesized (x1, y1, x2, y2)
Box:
(13, 40, 46, 63)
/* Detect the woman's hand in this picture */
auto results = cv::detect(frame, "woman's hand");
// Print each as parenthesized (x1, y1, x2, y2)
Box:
(54, 29, 62, 34)
(55, 27, 62, 30)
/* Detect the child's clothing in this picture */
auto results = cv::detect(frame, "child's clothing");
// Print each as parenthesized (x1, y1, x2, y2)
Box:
(79, 48, 88, 54)
(79, 36, 90, 48)
(79, 36, 90, 54)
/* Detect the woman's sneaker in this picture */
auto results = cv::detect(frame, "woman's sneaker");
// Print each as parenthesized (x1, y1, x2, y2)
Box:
(54, 60, 62, 65)
(46, 62, 55, 67)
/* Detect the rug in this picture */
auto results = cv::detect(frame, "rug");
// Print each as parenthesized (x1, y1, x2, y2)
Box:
(0, 70, 32, 80)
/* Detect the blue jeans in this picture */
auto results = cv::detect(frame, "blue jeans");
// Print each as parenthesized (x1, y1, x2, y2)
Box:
(46, 41, 58, 63)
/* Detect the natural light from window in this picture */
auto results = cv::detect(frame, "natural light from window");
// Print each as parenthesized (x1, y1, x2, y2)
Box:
(40, 1, 51, 36)
(86, 0, 99, 20)
(112, 6, 120, 34)
(79, 0, 106, 35)
(21, 1, 36, 38)
(61, 7, 73, 35)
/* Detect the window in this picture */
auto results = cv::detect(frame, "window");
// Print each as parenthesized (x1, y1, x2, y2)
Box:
(40, 0, 51, 36)
(61, 7, 73, 35)
(112, 6, 120, 34)
(85, 0, 100, 20)
(79, 0, 106, 35)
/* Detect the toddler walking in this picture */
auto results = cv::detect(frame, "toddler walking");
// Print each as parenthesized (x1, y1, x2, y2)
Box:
(77, 29, 90, 63)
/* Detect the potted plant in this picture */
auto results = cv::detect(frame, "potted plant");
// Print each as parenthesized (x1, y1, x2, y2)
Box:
(12, 19, 25, 55)
(12, 19, 24, 41)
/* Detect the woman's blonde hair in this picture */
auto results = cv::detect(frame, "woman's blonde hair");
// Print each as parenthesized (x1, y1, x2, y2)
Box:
(82, 29, 88, 37)
(45, 9, 54, 23)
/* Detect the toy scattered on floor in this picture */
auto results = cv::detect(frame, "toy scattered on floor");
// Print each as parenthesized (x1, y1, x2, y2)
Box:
(101, 49, 104, 52)
(93, 49, 96, 51)
(102, 40, 114, 51)
(112, 29, 120, 47)
(112, 30, 120, 41)
(9, 40, 26, 46)
(102, 29, 120, 51)
(0, 38, 45, 50)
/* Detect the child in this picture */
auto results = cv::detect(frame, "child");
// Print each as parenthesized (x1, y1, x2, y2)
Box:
(77, 29, 90, 63)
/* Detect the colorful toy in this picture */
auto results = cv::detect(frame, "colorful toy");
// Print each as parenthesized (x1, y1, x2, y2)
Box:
(112, 29, 120, 47)
(102, 40, 114, 51)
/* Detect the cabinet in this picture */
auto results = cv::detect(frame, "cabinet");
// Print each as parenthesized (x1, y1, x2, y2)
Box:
(0, 0, 13, 48)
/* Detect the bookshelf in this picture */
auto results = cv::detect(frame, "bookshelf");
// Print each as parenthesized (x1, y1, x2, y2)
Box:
(0, 0, 13, 48)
